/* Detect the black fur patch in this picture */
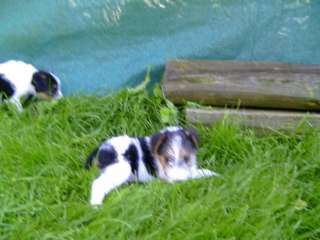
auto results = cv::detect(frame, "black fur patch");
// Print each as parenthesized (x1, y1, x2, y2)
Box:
(98, 146, 117, 169)
(184, 128, 199, 149)
(31, 71, 59, 96)
(124, 144, 139, 174)
(0, 74, 15, 100)
(85, 147, 99, 170)
(138, 137, 157, 176)
(178, 129, 198, 151)
(150, 132, 167, 154)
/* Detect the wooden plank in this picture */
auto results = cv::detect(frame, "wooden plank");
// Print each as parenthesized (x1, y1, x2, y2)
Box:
(163, 60, 320, 110)
(186, 107, 320, 131)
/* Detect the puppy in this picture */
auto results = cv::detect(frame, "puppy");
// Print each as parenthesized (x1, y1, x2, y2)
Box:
(85, 126, 218, 206)
(0, 60, 63, 111)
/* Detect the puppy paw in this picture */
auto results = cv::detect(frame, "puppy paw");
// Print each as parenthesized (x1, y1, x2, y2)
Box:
(193, 168, 220, 179)
(202, 169, 219, 177)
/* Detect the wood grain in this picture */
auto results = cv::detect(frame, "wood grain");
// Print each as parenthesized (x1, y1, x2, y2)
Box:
(186, 107, 320, 131)
(163, 60, 320, 110)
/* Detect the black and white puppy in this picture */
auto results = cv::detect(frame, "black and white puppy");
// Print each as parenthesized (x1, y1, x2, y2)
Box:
(85, 126, 218, 206)
(0, 60, 63, 111)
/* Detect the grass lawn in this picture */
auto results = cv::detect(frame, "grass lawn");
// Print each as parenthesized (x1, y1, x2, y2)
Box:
(0, 89, 319, 239)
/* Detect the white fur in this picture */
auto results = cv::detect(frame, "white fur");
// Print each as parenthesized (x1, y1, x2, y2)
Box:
(90, 160, 132, 205)
(49, 72, 63, 99)
(90, 136, 154, 206)
(161, 126, 182, 133)
(0, 60, 62, 110)
(89, 131, 218, 206)
(0, 60, 37, 110)
(102, 136, 155, 183)
(0, 60, 37, 96)
(165, 167, 191, 182)
(106, 135, 133, 155)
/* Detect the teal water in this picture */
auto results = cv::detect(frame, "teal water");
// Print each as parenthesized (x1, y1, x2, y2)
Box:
(0, 0, 319, 95)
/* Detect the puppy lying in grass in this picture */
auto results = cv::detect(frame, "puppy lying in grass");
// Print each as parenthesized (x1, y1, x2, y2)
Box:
(85, 126, 218, 206)
(0, 60, 63, 111)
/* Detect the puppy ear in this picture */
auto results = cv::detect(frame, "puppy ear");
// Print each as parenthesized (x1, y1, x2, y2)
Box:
(185, 128, 199, 149)
(32, 71, 58, 92)
(31, 71, 45, 92)
(150, 132, 167, 154)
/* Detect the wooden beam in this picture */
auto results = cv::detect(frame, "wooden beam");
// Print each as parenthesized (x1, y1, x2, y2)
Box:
(186, 107, 320, 131)
(163, 60, 320, 111)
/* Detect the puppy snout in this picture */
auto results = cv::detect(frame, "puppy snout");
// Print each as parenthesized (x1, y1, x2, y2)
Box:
(178, 160, 187, 167)
(178, 160, 183, 167)
(166, 167, 191, 181)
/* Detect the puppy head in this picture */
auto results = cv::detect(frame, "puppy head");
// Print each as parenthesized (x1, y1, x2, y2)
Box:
(31, 71, 63, 100)
(151, 127, 199, 182)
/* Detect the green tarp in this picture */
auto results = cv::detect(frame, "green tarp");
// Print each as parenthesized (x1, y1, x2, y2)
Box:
(1, 0, 319, 95)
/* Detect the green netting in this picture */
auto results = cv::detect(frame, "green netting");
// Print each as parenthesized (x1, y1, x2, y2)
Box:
(0, 0, 319, 95)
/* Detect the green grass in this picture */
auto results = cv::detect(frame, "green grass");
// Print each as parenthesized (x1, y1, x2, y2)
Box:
(0, 90, 319, 240)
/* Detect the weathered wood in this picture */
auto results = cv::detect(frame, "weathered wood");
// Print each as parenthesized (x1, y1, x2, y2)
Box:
(186, 107, 320, 131)
(163, 60, 320, 111)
